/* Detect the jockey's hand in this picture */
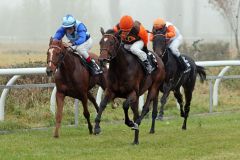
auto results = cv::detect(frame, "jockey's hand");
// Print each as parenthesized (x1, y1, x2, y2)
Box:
(66, 42, 73, 47)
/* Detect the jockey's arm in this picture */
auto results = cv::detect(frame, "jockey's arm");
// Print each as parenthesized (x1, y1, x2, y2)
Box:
(113, 23, 120, 32)
(165, 25, 176, 39)
(53, 27, 66, 40)
(72, 24, 87, 46)
(113, 23, 120, 33)
(137, 25, 148, 46)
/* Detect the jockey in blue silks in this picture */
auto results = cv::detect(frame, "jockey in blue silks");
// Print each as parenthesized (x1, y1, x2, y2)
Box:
(53, 14, 102, 75)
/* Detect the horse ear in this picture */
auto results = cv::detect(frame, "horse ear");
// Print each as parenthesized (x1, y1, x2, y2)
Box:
(100, 27, 105, 35)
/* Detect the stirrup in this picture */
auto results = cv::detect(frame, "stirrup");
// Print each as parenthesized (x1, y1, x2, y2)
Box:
(89, 61, 103, 75)
(92, 66, 103, 75)
(146, 65, 155, 74)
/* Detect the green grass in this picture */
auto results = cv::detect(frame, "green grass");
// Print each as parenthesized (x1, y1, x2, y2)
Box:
(1, 111, 240, 160)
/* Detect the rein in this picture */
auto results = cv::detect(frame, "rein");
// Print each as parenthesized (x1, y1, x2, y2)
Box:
(153, 33, 165, 39)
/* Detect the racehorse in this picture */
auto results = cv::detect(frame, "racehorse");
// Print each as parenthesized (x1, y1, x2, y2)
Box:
(46, 38, 107, 137)
(151, 29, 206, 130)
(94, 28, 165, 144)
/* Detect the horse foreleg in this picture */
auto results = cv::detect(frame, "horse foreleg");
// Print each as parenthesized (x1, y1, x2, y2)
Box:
(150, 91, 159, 134)
(136, 86, 158, 126)
(173, 88, 184, 117)
(87, 92, 99, 113)
(129, 96, 140, 145)
(81, 94, 93, 134)
(123, 100, 134, 127)
(182, 87, 193, 130)
(54, 91, 65, 138)
(94, 89, 114, 135)
(158, 83, 172, 120)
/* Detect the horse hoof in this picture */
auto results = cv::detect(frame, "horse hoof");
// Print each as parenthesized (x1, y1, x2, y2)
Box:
(149, 130, 155, 134)
(132, 141, 139, 145)
(156, 115, 164, 121)
(53, 135, 59, 138)
(131, 123, 139, 130)
(94, 127, 101, 135)
(182, 126, 187, 130)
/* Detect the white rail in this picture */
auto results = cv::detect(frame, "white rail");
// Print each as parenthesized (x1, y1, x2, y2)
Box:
(0, 60, 240, 121)
(0, 67, 46, 75)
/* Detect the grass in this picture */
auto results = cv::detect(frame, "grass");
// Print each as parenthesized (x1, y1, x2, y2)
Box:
(0, 111, 240, 160)
(0, 43, 46, 67)
(0, 43, 240, 159)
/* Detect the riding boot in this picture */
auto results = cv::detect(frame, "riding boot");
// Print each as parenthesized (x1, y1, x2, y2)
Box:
(178, 56, 191, 73)
(88, 59, 103, 75)
(143, 60, 155, 74)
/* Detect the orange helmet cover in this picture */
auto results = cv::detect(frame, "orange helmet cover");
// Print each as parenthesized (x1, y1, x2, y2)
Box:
(153, 18, 166, 29)
(119, 15, 134, 31)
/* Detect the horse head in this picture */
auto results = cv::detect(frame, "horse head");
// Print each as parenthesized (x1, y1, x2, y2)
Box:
(151, 28, 168, 58)
(46, 37, 67, 76)
(99, 27, 121, 65)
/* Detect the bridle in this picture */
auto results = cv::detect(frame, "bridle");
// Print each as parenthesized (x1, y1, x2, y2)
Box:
(47, 44, 64, 66)
(100, 33, 121, 61)
(152, 33, 167, 58)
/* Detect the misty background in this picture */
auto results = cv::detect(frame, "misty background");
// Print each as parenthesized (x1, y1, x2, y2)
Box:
(0, 0, 233, 44)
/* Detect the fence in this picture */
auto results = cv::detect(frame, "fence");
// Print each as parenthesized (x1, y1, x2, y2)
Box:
(0, 60, 240, 122)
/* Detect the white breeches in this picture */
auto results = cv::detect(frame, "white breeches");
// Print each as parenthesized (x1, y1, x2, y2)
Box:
(169, 35, 183, 57)
(124, 40, 147, 61)
(73, 37, 93, 59)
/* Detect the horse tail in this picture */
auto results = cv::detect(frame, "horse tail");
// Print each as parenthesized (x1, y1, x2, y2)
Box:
(196, 65, 206, 83)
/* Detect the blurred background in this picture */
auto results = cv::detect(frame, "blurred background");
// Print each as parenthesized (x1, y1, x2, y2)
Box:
(0, 0, 234, 42)
(0, 0, 239, 64)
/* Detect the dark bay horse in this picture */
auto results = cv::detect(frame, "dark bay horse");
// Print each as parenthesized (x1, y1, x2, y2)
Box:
(46, 38, 107, 137)
(94, 28, 165, 144)
(151, 29, 206, 130)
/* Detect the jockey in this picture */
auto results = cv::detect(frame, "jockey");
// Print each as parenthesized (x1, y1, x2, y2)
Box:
(53, 14, 102, 75)
(113, 15, 156, 74)
(150, 18, 190, 73)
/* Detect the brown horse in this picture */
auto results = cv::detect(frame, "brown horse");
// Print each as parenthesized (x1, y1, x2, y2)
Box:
(46, 38, 107, 137)
(94, 28, 165, 144)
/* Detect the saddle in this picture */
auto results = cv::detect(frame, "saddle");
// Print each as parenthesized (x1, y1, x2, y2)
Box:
(125, 46, 158, 74)
(70, 49, 95, 73)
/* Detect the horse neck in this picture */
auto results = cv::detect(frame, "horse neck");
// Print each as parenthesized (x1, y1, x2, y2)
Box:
(154, 39, 168, 63)
(60, 50, 76, 74)
(162, 49, 169, 63)
(109, 47, 130, 72)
